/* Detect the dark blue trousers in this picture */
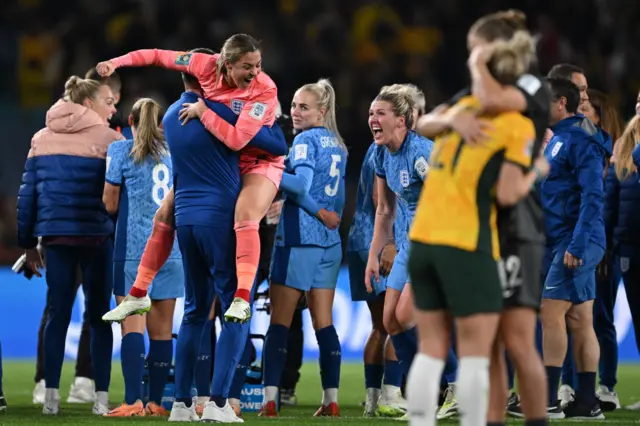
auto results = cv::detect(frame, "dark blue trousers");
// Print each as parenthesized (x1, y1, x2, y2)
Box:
(44, 241, 113, 391)
(175, 225, 251, 400)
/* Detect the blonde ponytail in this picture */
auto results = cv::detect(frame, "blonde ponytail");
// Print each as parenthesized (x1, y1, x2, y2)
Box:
(129, 98, 167, 164)
(298, 78, 346, 151)
(614, 115, 640, 181)
(489, 30, 535, 84)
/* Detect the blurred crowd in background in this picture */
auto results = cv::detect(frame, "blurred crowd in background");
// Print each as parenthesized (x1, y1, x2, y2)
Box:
(1, 0, 640, 263)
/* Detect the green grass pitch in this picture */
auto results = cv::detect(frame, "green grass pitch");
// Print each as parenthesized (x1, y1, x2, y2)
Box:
(2, 361, 640, 424)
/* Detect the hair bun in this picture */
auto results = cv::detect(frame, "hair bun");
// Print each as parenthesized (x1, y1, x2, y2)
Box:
(501, 9, 527, 28)
(64, 75, 82, 91)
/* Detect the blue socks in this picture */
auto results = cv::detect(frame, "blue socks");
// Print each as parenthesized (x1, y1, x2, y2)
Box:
(506, 353, 515, 390)
(229, 337, 253, 399)
(383, 360, 403, 387)
(577, 372, 597, 405)
(147, 339, 173, 405)
(316, 325, 341, 390)
(365, 364, 384, 389)
(195, 320, 214, 397)
(443, 347, 458, 384)
(546, 366, 562, 406)
(121, 333, 145, 405)
(263, 324, 289, 387)
(390, 328, 418, 376)
(562, 335, 577, 388)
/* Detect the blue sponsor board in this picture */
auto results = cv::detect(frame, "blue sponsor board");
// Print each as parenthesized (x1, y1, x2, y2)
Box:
(0, 267, 638, 361)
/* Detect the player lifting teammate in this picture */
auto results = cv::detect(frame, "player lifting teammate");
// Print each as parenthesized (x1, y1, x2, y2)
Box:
(97, 34, 284, 324)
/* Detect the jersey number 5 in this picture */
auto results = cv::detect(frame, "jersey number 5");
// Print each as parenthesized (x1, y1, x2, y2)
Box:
(152, 163, 171, 206)
(325, 154, 342, 197)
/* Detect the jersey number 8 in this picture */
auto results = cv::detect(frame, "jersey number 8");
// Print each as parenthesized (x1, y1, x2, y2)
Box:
(325, 154, 342, 197)
(152, 163, 171, 206)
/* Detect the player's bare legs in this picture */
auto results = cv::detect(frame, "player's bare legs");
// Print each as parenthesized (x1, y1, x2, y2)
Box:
(488, 308, 547, 423)
(102, 189, 175, 323)
(225, 173, 279, 323)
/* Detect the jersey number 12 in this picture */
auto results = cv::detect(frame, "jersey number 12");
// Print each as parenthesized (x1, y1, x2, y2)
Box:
(325, 154, 342, 197)
(152, 163, 170, 206)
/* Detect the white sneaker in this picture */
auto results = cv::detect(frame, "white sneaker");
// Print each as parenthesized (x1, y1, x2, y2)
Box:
(223, 298, 251, 323)
(102, 294, 151, 323)
(558, 384, 574, 408)
(68, 377, 96, 403)
(596, 385, 620, 411)
(168, 401, 199, 422)
(363, 388, 380, 417)
(201, 400, 244, 423)
(436, 384, 458, 420)
(42, 389, 60, 415)
(92, 401, 110, 415)
(377, 385, 407, 418)
(33, 379, 45, 404)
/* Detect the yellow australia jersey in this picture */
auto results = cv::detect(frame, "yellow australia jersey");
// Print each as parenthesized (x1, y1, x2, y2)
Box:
(409, 96, 535, 259)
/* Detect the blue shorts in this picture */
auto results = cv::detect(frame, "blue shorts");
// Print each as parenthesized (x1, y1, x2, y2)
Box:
(542, 241, 605, 304)
(348, 250, 386, 301)
(270, 244, 342, 292)
(386, 247, 411, 292)
(113, 259, 184, 300)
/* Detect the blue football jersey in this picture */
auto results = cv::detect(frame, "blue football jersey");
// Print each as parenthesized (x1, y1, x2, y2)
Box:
(164, 92, 241, 227)
(347, 143, 376, 253)
(106, 140, 181, 262)
(277, 127, 347, 247)
(394, 200, 408, 250)
(374, 130, 434, 250)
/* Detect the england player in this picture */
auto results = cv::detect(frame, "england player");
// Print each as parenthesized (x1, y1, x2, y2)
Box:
(101, 98, 183, 417)
(97, 34, 285, 324)
(364, 84, 434, 407)
(110, 47, 288, 423)
(260, 79, 347, 418)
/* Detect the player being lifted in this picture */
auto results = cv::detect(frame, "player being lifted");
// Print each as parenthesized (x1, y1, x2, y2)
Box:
(97, 34, 284, 324)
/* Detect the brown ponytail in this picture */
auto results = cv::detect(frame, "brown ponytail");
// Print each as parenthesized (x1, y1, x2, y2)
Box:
(129, 98, 167, 164)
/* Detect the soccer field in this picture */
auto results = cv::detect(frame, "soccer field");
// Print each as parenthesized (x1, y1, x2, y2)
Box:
(3, 362, 640, 425)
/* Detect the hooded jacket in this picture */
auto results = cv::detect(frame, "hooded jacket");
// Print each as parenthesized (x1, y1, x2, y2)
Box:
(17, 100, 124, 249)
(540, 114, 613, 259)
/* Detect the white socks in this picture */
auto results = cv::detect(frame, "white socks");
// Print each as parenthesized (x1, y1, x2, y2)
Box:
(96, 391, 109, 406)
(407, 353, 444, 426)
(322, 388, 338, 405)
(457, 356, 490, 426)
(263, 386, 278, 403)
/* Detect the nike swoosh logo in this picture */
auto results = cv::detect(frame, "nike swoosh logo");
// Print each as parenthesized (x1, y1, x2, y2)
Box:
(545, 285, 560, 290)
(236, 255, 248, 260)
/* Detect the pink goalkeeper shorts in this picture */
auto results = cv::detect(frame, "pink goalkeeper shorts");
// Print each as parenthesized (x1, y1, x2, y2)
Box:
(239, 148, 285, 188)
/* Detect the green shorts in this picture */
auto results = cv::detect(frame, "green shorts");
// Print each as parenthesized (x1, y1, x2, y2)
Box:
(408, 242, 503, 317)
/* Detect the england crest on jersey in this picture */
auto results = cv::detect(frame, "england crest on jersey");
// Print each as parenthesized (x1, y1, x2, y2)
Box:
(621, 257, 630, 273)
(551, 142, 563, 157)
(231, 100, 245, 115)
(400, 170, 410, 187)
